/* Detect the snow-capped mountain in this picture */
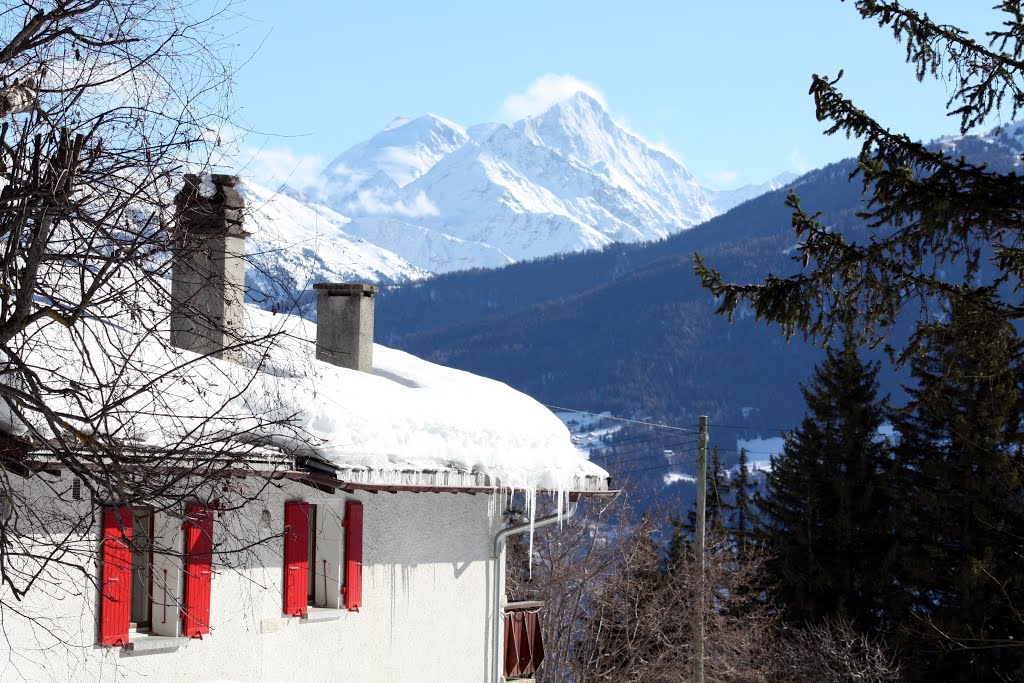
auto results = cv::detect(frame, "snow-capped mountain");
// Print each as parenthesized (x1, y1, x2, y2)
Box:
(515, 93, 716, 232)
(315, 114, 469, 206)
(935, 119, 1024, 167)
(248, 93, 793, 281)
(298, 92, 788, 274)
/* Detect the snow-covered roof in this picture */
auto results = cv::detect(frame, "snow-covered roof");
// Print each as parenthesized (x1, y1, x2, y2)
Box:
(246, 306, 609, 492)
(4, 296, 608, 496)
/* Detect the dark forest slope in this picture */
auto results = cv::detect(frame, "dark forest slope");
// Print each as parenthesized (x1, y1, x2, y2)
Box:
(374, 159, 881, 428)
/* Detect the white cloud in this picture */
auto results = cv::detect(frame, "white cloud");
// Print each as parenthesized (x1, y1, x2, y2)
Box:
(238, 146, 326, 192)
(192, 122, 327, 191)
(499, 74, 607, 122)
(343, 188, 440, 218)
(789, 146, 812, 173)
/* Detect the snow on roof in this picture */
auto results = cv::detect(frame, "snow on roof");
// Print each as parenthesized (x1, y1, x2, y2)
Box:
(3, 296, 608, 495)
(244, 306, 608, 491)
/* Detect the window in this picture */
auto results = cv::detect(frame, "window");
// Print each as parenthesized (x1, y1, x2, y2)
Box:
(283, 500, 361, 615)
(129, 508, 154, 630)
(99, 503, 214, 646)
(307, 504, 317, 604)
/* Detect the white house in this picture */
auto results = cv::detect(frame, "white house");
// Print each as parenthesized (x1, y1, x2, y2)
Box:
(0, 175, 611, 682)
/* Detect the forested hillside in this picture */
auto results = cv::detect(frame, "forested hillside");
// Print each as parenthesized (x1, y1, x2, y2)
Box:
(376, 123, 1024, 430)
(375, 158, 895, 428)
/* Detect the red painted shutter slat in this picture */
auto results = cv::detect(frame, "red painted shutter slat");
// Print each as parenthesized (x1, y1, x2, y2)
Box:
(344, 500, 363, 612)
(503, 612, 521, 677)
(526, 610, 545, 675)
(182, 503, 214, 638)
(99, 507, 132, 646)
(283, 501, 309, 616)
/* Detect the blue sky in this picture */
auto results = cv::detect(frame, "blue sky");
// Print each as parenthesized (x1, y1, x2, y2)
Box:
(222, 1, 1005, 190)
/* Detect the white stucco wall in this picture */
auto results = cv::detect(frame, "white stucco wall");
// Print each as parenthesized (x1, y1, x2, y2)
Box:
(0, 472, 502, 683)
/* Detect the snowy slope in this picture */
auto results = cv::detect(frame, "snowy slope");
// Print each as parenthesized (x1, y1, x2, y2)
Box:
(316, 114, 468, 204)
(239, 180, 426, 315)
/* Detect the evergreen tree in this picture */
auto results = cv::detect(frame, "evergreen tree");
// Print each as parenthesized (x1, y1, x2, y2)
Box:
(707, 445, 729, 535)
(892, 299, 1024, 682)
(757, 331, 896, 634)
(684, 445, 730, 539)
(695, 2, 1024, 360)
(730, 448, 756, 561)
(665, 514, 691, 571)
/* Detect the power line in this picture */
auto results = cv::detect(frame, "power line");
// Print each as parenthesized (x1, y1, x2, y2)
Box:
(545, 404, 698, 433)
(713, 446, 783, 457)
(585, 437, 700, 462)
(708, 422, 795, 433)
(579, 437, 699, 456)
(590, 450, 699, 471)
(575, 438, 699, 463)
(614, 457, 701, 478)
(582, 432, 700, 452)
(589, 445, 698, 463)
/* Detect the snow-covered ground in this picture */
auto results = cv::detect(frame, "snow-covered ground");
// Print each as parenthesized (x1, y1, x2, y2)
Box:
(555, 410, 624, 461)
(735, 436, 785, 473)
(663, 472, 697, 486)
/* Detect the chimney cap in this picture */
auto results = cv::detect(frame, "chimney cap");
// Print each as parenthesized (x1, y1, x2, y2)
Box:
(211, 174, 241, 187)
(175, 172, 246, 236)
(313, 283, 379, 296)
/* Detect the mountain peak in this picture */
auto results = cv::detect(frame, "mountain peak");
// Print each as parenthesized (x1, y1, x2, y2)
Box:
(376, 113, 468, 140)
(527, 89, 610, 125)
(561, 90, 606, 111)
(319, 114, 469, 198)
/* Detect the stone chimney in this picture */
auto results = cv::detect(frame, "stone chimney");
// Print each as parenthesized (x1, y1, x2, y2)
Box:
(313, 283, 378, 372)
(170, 174, 247, 361)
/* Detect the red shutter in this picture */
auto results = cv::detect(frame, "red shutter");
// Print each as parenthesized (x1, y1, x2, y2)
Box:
(182, 503, 214, 638)
(283, 501, 309, 616)
(99, 507, 132, 646)
(503, 608, 545, 678)
(343, 500, 363, 612)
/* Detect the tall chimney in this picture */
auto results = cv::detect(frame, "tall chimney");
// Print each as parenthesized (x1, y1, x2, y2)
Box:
(170, 174, 247, 361)
(313, 283, 378, 372)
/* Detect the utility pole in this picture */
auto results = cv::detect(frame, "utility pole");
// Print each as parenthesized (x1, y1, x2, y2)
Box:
(694, 415, 708, 683)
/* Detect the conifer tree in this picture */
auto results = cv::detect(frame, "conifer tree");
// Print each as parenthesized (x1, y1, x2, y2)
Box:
(731, 448, 756, 561)
(694, 1, 1024, 360)
(757, 331, 896, 633)
(707, 445, 729, 535)
(892, 299, 1024, 682)
(681, 445, 731, 548)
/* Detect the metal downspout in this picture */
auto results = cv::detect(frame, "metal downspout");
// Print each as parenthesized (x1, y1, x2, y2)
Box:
(491, 499, 578, 683)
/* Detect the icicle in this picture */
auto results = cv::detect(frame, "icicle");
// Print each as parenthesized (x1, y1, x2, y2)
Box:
(526, 486, 537, 579)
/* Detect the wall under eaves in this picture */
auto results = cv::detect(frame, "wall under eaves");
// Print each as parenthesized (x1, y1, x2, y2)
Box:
(0, 472, 501, 682)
